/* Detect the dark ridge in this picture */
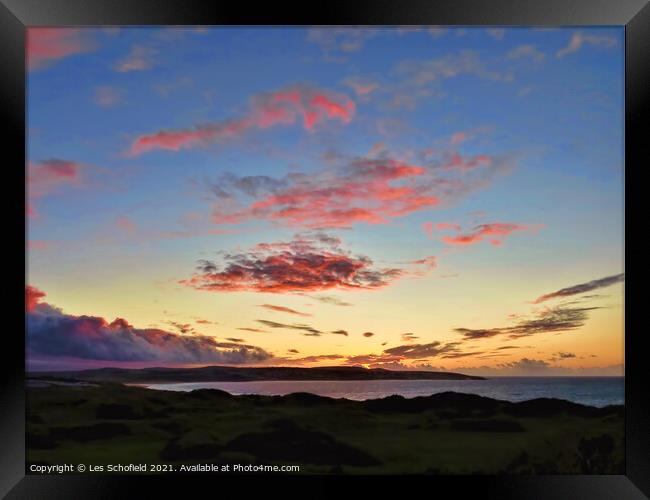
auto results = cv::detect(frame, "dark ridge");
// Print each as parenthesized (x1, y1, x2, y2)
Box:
(30, 365, 485, 384)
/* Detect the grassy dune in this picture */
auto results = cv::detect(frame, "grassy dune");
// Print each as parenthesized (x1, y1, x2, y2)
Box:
(27, 381, 624, 474)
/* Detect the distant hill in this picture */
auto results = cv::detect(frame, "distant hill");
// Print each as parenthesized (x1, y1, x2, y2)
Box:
(32, 365, 485, 383)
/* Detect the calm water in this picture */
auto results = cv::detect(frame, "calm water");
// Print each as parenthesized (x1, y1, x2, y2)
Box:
(143, 376, 624, 407)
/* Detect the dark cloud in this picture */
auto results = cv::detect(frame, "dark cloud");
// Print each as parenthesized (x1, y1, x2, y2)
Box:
(401, 333, 419, 341)
(455, 305, 600, 340)
(280, 353, 346, 364)
(533, 273, 624, 303)
(551, 351, 576, 361)
(256, 319, 322, 336)
(237, 327, 267, 333)
(306, 295, 353, 306)
(330, 329, 349, 336)
(181, 235, 405, 293)
(165, 321, 195, 335)
(195, 319, 216, 325)
(259, 304, 312, 317)
(383, 341, 462, 359)
(362, 332, 375, 337)
(27, 295, 271, 364)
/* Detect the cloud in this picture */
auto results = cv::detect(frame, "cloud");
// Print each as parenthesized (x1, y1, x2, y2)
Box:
(282, 354, 346, 364)
(532, 273, 624, 304)
(440, 222, 543, 247)
(556, 31, 618, 58)
(27, 159, 85, 215)
(256, 320, 322, 336)
(551, 352, 576, 361)
(180, 235, 407, 294)
(396, 51, 514, 87)
(209, 147, 512, 229)
(128, 84, 355, 155)
(27, 28, 95, 70)
(435, 222, 462, 231)
(383, 341, 461, 359)
(507, 45, 545, 63)
(93, 86, 123, 107)
(259, 304, 312, 317)
(26, 285, 46, 312)
(28, 159, 83, 198)
(306, 295, 353, 307)
(115, 216, 137, 236)
(421, 221, 434, 238)
(165, 321, 195, 335)
(362, 332, 375, 338)
(307, 29, 378, 58)
(26, 289, 271, 365)
(486, 29, 506, 40)
(331, 329, 349, 336)
(451, 359, 624, 377)
(114, 45, 157, 72)
(343, 77, 379, 98)
(455, 305, 600, 340)
(236, 327, 267, 333)
(401, 333, 419, 342)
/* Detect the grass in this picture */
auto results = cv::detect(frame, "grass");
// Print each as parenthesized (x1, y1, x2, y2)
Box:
(26, 382, 624, 474)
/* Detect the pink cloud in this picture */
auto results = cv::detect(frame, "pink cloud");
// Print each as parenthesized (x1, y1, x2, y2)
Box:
(212, 158, 438, 229)
(26, 285, 46, 312)
(421, 221, 434, 238)
(344, 78, 379, 98)
(115, 216, 137, 236)
(93, 86, 122, 107)
(435, 222, 462, 231)
(441, 222, 544, 246)
(27, 240, 51, 251)
(442, 152, 492, 170)
(27, 159, 84, 215)
(27, 28, 95, 70)
(114, 45, 156, 72)
(129, 85, 356, 156)
(450, 132, 468, 145)
(27, 290, 272, 365)
(181, 235, 405, 294)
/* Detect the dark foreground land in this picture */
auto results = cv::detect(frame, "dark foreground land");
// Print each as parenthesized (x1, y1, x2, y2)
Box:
(27, 380, 623, 474)
(34, 364, 485, 383)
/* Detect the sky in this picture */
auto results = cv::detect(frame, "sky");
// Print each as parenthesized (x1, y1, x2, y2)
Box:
(26, 26, 624, 375)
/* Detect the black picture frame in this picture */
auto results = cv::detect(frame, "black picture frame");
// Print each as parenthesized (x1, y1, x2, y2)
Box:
(2, 0, 647, 498)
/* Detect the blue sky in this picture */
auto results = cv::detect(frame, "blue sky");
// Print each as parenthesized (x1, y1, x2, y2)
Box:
(26, 27, 624, 374)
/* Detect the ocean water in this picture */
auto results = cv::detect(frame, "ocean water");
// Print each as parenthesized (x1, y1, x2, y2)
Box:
(143, 376, 624, 407)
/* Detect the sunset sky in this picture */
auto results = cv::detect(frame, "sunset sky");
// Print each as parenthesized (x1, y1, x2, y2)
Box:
(26, 27, 624, 375)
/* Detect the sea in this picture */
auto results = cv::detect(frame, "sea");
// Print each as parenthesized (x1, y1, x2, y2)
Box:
(142, 376, 624, 408)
